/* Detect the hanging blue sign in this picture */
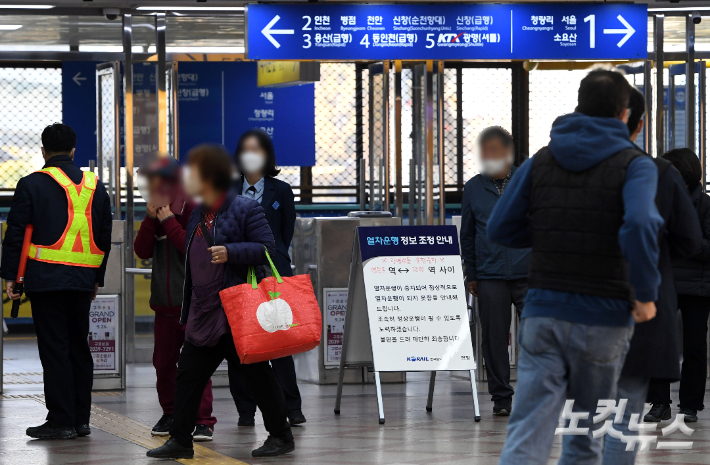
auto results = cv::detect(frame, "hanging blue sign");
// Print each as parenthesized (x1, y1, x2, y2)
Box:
(177, 62, 315, 166)
(246, 3, 647, 61)
(62, 61, 100, 168)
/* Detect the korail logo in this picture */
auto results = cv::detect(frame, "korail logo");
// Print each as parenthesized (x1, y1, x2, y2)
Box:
(407, 356, 429, 362)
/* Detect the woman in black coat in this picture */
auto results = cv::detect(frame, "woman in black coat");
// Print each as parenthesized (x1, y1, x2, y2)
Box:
(227, 128, 305, 426)
(647, 148, 710, 423)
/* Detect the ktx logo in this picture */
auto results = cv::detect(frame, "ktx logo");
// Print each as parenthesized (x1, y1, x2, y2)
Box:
(438, 33, 463, 43)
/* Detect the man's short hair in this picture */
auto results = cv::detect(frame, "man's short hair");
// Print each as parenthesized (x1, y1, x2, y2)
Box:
(577, 69, 632, 118)
(627, 87, 645, 136)
(186, 144, 233, 192)
(41, 123, 76, 153)
(478, 126, 515, 153)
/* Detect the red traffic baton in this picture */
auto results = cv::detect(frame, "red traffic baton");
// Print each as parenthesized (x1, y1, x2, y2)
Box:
(10, 225, 33, 318)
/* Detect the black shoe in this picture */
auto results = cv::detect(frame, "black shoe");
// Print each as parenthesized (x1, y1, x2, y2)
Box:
(193, 424, 213, 442)
(75, 424, 91, 437)
(252, 435, 295, 457)
(26, 421, 77, 439)
(151, 414, 173, 436)
(644, 403, 672, 422)
(238, 416, 255, 427)
(493, 398, 512, 416)
(680, 408, 698, 423)
(288, 411, 307, 426)
(146, 437, 194, 459)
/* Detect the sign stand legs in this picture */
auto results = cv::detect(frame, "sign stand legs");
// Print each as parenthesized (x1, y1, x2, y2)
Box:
(374, 371, 385, 424)
(426, 371, 436, 412)
(470, 370, 481, 421)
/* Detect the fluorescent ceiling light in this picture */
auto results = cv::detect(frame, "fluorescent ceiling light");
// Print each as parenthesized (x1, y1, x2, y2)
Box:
(649, 7, 710, 12)
(0, 5, 54, 9)
(0, 25, 22, 30)
(136, 6, 244, 11)
(166, 46, 245, 53)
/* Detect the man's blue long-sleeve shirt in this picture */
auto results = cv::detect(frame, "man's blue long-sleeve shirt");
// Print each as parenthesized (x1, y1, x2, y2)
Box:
(486, 113, 663, 327)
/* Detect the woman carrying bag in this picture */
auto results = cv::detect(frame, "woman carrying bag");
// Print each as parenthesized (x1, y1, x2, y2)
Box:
(146, 145, 294, 460)
(229, 128, 306, 427)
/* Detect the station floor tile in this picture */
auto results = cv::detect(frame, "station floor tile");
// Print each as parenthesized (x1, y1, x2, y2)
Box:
(2, 337, 710, 464)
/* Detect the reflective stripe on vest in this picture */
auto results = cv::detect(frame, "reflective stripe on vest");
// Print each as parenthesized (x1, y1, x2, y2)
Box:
(28, 167, 105, 268)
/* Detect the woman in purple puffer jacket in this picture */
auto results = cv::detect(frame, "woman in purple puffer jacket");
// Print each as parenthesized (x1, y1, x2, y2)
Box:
(146, 144, 294, 460)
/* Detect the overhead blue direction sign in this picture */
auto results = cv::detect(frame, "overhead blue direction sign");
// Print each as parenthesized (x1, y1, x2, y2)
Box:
(246, 3, 647, 61)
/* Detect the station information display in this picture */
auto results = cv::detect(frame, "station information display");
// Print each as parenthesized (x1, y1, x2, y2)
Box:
(246, 3, 647, 61)
(357, 225, 475, 372)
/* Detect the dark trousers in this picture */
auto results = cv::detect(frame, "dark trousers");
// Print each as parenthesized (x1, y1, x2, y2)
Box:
(30, 291, 94, 427)
(153, 312, 216, 426)
(477, 278, 527, 401)
(228, 355, 302, 417)
(170, 334, 293, 447)
(647, 294, 710, 410)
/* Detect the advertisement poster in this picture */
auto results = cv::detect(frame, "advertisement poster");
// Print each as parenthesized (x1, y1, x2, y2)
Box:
(324, 288, 348, 365)
(89, 295, 119, 372)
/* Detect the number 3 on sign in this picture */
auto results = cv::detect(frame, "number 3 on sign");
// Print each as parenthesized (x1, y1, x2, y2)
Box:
(303, 34, 312, 48)
(584, 15, 595, 48)
(361, 34, 369, 48)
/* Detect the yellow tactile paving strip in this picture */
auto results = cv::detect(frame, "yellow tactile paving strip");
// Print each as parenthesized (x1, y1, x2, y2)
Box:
(3, 394, 248, 465)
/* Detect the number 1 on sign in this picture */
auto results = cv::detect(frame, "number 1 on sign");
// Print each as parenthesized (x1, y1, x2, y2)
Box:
(584, 14, 595, 48)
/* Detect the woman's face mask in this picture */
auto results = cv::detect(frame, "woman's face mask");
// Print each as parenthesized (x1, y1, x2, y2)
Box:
(240, 152, 266, 175)
(182, 166, 204, 203)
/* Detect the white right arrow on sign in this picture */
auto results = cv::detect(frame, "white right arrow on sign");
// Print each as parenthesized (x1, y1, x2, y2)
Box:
(261, 15, 294, 49)
(603, 14, 635, 48)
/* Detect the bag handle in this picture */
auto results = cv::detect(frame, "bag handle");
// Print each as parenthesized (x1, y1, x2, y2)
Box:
(245, 247, 283, 290)
(263, 247, 283, 284)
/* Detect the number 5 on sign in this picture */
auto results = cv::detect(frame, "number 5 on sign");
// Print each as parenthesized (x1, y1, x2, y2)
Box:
(584, 15, 595, 48)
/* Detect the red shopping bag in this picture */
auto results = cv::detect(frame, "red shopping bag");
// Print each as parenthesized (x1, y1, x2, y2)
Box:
(219, 249, 322, 364)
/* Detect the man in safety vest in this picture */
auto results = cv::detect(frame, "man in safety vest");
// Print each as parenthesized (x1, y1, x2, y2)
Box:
(1, 123, 113, 439)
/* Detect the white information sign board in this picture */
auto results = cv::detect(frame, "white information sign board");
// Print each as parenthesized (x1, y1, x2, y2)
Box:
(362, 255, 474, 372)
(335, 225, 480, 424)
(89, 295, 119, 372)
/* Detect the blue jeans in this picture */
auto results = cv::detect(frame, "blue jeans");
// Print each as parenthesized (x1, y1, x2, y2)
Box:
(499, 317, 634, 465)
(601, 374, 649, 465)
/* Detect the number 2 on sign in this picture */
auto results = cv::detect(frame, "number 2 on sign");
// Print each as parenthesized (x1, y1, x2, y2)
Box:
(584, 15, 595, 48)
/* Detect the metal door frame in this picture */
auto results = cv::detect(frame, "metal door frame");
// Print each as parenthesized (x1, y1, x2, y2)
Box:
(669, 61, 706, 187)
(367, 62, 390, 212)
(96, 61, 121, 220)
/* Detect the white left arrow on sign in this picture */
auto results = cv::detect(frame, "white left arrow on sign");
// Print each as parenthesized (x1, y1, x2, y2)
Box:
(603, 15, 635, 48)
(73, 72, 87, 86)
(261, 15, 294, 49)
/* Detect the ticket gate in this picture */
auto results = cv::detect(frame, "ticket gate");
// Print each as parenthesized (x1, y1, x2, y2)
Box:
(93, 220, 127, 390)
(291, 214, 404, 384)
(0, 220, 126, 393)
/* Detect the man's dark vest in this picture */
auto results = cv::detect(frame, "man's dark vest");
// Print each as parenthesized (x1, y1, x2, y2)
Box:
(528, 147, 643, 301)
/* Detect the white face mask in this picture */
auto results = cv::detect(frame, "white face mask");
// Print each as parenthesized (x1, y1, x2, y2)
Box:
(182, 166, 203, 204)
(480, 156, 512, 177)
(240, 152, 266, 175)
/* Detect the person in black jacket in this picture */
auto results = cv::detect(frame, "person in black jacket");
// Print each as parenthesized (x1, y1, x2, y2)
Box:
(646, 148, 710, 424)
(603, 89, 702, 464)
(0, 124, 112, 439)
(229, 128, 305, 426)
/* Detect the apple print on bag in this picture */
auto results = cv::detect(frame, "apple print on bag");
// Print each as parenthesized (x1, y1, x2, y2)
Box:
(257, 290, 295, 333)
